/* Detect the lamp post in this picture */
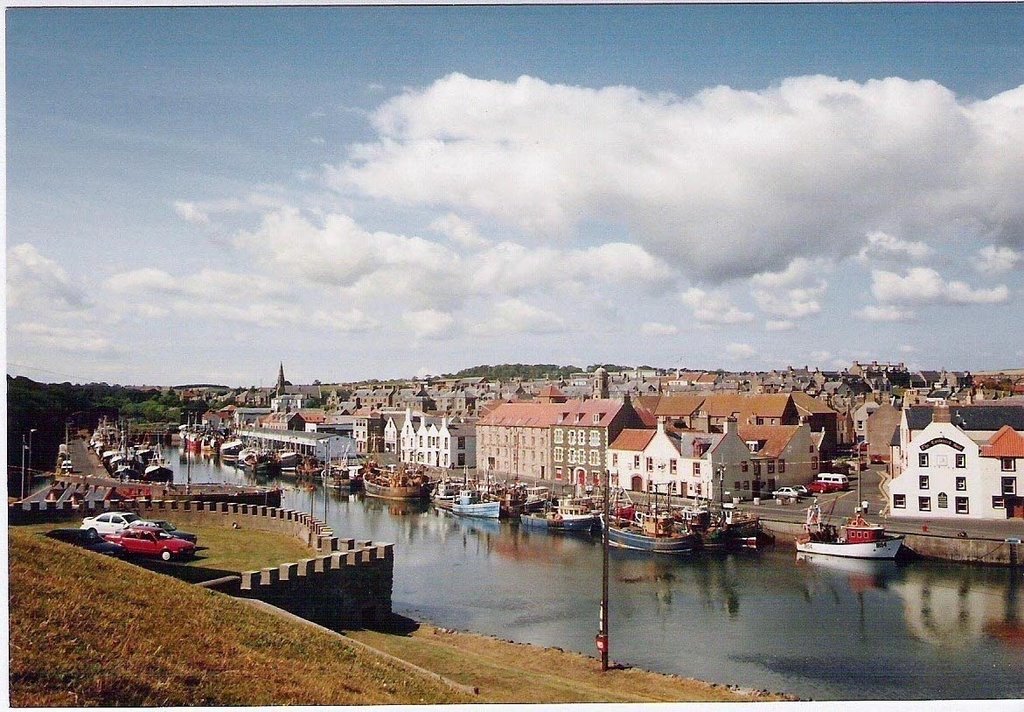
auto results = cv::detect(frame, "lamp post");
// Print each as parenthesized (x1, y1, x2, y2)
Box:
(717, 464, 725, 512)
(20, 434, 27, 500)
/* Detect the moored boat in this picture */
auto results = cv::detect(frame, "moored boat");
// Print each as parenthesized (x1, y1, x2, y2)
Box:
(451, 488, 501, 519)
(795, 504, 903, 559)
(605, 510, 700, 554)
(219, 439, 244, 461)
(362, 463, 432, 501)
(520, 495, 599, 531)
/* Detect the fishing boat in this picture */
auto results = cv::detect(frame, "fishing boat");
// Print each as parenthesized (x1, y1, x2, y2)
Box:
(431, 478, 459, 510)
(219, 439, 244, 462)
(680, 503, 764, 552)
(605, 509, 701, 554)
(795, 504, 903, 559)
(362, 463, 433, 501)
(277, 450, 300, 470)
(520, 495, 599, 531)
(451, 488, 502, 519)
(142, 445, 173, 482)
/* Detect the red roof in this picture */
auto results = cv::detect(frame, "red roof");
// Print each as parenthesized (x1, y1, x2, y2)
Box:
(736, 425, 802, 459)
(478, 398, 626, 428)
(609, 429, 656, 452)
(981, 426, 1024, 458)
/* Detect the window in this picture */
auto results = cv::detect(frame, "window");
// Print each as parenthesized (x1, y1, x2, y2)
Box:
(646, 457, 653, 472)
(741, 461, 749, 472)
(937, 492, 948, 508)
(742, 480, 750, 490)
(589, 450, 600, 466)
(554, 429, 564, 444)
(1002, 477, 1017, 495)
(811, 456, 819, 471)
(753, 462, 762, 476)
(692, 462, 700, 476)
(611, 453, 618, 467)
(555, 467, 563, 480)
(955, 453, 966, 469)
(577, 430, 586, 444)
(919, 475, 929, 490)
(670, 459, 677, 474)
(918, 496, 931, 512)
(589, 430, 601, 447)
(554, 447, 563, 462)
(593, 413, 601, 425)
(955, 477, 966, 492)
(567, 449, 576, 464)
(568, 430, 576, 445)
(1002, 458, 1017, 472)
(919, 453, 929, 467)
(955, 497, 969, 514)
(993, 496, 1005, 509)
(734, 481, 741, 491)
(767, 460, 775, 474)
(894, 494, 906, 509)
(634, 455, 641, 468)
(778, 459, 786, 473)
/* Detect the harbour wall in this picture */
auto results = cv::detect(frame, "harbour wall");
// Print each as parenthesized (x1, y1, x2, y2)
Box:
(10, 499, 394, 629)
(760, 517, 1020, 566)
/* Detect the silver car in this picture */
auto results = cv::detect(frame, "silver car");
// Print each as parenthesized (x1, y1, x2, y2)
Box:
(80, 511, 153, 535)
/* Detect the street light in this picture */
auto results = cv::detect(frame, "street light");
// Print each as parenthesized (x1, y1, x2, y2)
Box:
(20, 434, 27, 501)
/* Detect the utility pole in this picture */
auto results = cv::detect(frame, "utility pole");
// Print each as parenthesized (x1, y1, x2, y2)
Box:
(20, 434, 27, 500)
(597, 467, 610, 671)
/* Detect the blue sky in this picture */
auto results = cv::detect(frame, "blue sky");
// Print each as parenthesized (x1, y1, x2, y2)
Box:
(6, 5, 1024, 386)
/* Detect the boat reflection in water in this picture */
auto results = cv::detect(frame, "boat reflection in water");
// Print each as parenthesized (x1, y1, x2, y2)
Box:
(796, 551, 901, 592)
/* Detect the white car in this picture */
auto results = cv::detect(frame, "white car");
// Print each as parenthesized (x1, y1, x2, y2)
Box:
(80, 511, 153, 535)
(771, 487, 804, 500)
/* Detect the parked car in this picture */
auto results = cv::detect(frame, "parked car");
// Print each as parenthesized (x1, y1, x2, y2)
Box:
(808, 473, 851, 493)
(771, 487, 804, 500)
(127, 519, 198, 544)
(80, 511, 154, 535)
(103, 529, 196, 561)
(45, 528, 127, 557)
(793, 485, 810, 498)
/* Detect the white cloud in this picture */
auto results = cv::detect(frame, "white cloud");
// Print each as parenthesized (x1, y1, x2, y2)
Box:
(765, 320, 796, 331)
(429, 212, 490, 249)
(856, 231, 932, 263)
(403, 309, 455, 340)
(13, 323, 121, 354)
(472, 299, 564, 335)
(173, 194, 287, 225)
(235, 208, 676, 312)
(640, 321, 679, 336)
(310, 308, 379, 333)
(725, 342, 757, 360)
(750, 258, 828, 319)
(331, 73, 1024, 282)
(680, 287, 754, 325)
(975, 245, 1022, 274)
(6, 243, 87, 311)
(870, 267, 1009, 305)
(854, 305, 917, 322)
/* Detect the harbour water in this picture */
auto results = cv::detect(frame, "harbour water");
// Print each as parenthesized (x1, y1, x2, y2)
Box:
(173, 449, 1024, 701)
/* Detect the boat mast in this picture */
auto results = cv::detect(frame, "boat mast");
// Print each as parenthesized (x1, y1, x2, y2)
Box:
(598, 466, 610, 671)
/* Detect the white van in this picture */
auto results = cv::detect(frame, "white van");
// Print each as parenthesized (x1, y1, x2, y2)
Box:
(809, 473, 850, 493)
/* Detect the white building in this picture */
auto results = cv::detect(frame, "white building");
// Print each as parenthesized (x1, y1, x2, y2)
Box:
(398, 408, 476, 469)
(889, 408, 1024, 520)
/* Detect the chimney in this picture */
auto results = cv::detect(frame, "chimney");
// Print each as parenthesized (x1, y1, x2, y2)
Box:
(724, 416, 737, 434)
(933, 403, 951, 424)
(657, 416, 666, 435)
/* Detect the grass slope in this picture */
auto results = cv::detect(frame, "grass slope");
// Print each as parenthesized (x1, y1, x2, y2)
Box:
(8, 529, 472, 706)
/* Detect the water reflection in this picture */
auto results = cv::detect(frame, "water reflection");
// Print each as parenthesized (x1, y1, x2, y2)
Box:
(163, 447, 1024, 700)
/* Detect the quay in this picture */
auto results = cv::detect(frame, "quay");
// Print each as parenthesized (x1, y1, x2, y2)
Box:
(19, 438, 282, 508)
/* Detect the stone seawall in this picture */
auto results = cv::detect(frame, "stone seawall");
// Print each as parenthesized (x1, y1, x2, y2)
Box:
(760, 517, 1020, 566)
(11, 499, 394, 629)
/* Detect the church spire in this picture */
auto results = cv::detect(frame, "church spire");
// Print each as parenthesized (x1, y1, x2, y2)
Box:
(276, 362, 286, 396)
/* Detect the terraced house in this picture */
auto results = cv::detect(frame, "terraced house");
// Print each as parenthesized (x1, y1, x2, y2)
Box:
(476, 382, 648, 485)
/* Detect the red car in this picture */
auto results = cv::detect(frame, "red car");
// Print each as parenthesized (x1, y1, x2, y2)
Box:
(103, 528, 196, 561)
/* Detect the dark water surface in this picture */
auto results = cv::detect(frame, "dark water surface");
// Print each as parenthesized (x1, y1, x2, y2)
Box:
(173, 450, 1024, 701)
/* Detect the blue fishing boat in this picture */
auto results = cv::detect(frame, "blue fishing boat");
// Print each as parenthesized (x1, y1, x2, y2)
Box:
(519, 496, 598, 531)
(605, 510, 700, 554)
(451, 488, 501, 519)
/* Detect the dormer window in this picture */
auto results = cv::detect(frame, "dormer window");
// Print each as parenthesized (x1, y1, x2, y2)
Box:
(593, 413, 602, 424)
(746, 441, 760, 453)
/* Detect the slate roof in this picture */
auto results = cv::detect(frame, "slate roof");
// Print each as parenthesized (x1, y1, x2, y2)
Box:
(906, 405, 1024, 432)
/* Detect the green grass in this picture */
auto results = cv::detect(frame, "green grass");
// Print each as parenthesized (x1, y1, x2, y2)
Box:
(8, 528, 473, 706)
(15, 522, 315, 579)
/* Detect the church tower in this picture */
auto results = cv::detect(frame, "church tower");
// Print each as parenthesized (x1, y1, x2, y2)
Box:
(276, 362, 287, 396)
(593, 366, 609, 399)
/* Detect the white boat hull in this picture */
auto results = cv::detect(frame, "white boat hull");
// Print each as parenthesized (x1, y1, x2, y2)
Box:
(796, 536, 903, 559)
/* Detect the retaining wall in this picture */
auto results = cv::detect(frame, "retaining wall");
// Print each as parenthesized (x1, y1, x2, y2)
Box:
(760, 517, 1019, 566)
(11, 499, 394, 629)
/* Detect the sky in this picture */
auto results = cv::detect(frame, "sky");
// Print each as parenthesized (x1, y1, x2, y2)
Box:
(5, 4, 1024, 387)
